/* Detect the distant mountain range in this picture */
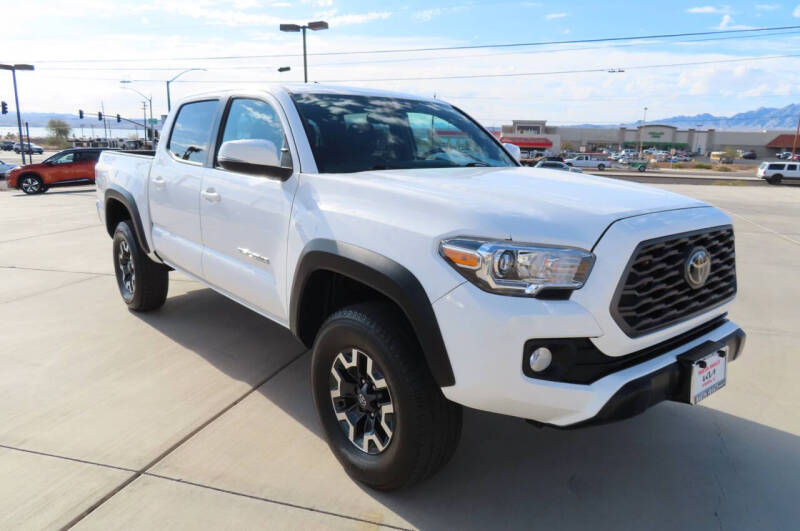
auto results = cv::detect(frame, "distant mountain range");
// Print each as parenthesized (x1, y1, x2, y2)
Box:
(2, 104, 798, 132)
(0, 112, 159, 130)
(567, 103, 800, 131)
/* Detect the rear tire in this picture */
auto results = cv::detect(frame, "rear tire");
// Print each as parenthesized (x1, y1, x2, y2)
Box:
(638, 165, 647, 172)
(311, 303, 462, 491)
(112, 220, 169, 311)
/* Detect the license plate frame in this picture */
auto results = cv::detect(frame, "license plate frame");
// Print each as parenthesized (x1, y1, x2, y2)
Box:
(687, 346, 728, 405)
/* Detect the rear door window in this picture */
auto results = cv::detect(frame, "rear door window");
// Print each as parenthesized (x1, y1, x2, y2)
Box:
(787, 164, 798, 171)
(76, 151, 100, 162)
(168, 100, 219, 164)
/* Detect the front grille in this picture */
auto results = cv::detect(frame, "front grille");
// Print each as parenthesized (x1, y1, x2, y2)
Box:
(611, 226, 736, 337)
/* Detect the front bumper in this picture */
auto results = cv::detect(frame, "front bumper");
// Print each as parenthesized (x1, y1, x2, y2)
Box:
(541, 326, 745, 429)
(433, 280, 744, 427)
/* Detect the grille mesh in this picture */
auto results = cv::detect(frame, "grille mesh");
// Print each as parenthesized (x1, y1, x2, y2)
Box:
(612, 226, 736, 337)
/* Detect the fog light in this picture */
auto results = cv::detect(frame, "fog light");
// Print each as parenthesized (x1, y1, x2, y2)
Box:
(529, 347, 552, 372)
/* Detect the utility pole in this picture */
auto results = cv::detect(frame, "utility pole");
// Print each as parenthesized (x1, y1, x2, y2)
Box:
(143, 101, 148, 145)
(1, 64, 35, 165)
(14, 71, 26, 165)
(792, 112, 800, 159)
(638, 106, 648, 160)
(25, 122, 31, 159)
(101, 101, 109, 142)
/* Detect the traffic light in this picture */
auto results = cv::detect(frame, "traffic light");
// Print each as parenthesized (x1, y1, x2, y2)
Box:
(1, 101, 7, 115)
(98, 112, 103, 121)
(116, 114, 121, 123)
(78, 109, 84, 119)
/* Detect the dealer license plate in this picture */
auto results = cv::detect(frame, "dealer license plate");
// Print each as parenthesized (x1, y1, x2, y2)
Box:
(690, 347, 728, 405)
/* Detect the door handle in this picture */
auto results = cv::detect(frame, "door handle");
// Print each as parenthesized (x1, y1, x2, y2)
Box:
(201, 188, 221, 203)
(152, 176, 166, 189)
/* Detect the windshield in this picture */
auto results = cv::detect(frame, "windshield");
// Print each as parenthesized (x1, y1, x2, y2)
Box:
(290, 93, 516, 173)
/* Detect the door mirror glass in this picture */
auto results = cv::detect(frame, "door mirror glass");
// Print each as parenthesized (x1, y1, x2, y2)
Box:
(502, 142, 521, 162)
(218, 139, 291, 179)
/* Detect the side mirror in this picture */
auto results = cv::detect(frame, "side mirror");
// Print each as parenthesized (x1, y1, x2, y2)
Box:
(503, 142, 521, 162)
(217, 139, 292, 179)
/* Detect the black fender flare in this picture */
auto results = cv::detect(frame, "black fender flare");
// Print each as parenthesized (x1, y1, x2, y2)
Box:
(104, 186, 150, 254)
(290, 239, 456, 387)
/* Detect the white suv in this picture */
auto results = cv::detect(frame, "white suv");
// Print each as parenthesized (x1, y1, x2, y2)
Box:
(758, 161, 800, 184)
(95, 84, 745, 490)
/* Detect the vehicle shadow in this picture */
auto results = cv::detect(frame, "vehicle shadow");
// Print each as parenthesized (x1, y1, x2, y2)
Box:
(134, 285, 800, 531)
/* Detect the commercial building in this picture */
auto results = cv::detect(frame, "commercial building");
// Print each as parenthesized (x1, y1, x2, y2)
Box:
(499, 119, 795, 158)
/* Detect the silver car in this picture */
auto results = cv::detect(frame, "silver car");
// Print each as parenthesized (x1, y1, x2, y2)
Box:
(534, 160, 584, 173)
(0, 160, 18, 179)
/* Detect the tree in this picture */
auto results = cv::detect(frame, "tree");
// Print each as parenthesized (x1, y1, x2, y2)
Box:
(47, 119, 71, 140)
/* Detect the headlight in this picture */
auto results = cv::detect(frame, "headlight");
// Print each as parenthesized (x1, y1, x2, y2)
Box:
(440, 237, 595, 297)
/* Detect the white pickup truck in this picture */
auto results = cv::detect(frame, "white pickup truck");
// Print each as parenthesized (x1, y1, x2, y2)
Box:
(96, 85, 745, 490)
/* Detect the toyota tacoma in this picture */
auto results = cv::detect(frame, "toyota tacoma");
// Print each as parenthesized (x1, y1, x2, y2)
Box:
(95, 85, 745, 490)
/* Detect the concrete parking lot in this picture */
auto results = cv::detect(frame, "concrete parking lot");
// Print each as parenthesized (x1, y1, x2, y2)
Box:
(1, 182, 799, 530)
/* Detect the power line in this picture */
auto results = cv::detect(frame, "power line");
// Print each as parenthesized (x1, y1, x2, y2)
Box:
(315, 52, 800, 83)
(30, 25, 800, 64)
(35, 29, 800, 72)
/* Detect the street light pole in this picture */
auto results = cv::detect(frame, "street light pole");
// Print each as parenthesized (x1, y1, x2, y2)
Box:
(121, 82, 153, 144)
(165, 68, 207, 112)
(0, 64, 34, 165)
(302, 26, 307, 83)
(280, 21, 328, 83)
(638, 106, 648, 160)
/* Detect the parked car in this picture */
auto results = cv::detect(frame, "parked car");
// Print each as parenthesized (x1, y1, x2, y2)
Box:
(710, 151, 735, 164)
(538, 155, 564, 162)
(758, 161, 800, 184)
(740, 151, 757, 160)
(563, 153, 611, 170)
(6, 148, 105, 194)
(776, 151, 792, 160)
(669, 155, 692, 162)
(1, 140, 14, 151)
(0, 159, 18, 178)
(96, 85, 744, 490)
(13, 142, 44, 155)
(534, 160, 583, 173)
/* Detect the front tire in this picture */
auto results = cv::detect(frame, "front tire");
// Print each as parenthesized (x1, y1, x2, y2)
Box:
(767, 174, 783, 185)
(112, 220, 169, 311)
(597, 163, 605, 170)
(311, 303, 462, 491)
(19, 175, 43, 194)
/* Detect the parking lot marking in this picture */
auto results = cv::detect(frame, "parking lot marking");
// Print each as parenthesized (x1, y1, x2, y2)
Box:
(141, 472, 411, 531)
(61, 349, 310, 530)
(0, 224, 98, 244)
(0, 444, 137, 475)
(727, 211, 800, 247)
(0, 274, 102, 305)
(0, 264, 199, 282)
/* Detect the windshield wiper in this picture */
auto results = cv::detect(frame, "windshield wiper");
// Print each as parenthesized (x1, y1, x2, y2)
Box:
(464, 162, 490, 167)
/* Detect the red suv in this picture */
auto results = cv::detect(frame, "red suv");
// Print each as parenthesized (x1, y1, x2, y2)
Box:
(7, 148, 105, 194)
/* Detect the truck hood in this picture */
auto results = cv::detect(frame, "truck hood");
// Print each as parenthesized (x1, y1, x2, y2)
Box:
(351, 166, 708, 249)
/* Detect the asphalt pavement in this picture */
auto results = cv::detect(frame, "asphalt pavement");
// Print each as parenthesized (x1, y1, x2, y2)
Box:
(0, 183, 799, 530)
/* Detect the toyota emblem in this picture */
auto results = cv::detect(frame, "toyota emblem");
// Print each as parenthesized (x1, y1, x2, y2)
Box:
(685, 247, 711, 289)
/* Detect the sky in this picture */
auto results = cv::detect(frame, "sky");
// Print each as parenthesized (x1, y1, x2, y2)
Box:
(3, 0, 800, 127)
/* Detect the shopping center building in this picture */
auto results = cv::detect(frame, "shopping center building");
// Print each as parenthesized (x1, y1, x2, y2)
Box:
(498, 119, 795, 158)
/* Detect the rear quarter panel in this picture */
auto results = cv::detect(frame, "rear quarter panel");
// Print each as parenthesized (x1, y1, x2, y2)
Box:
(95, 151, 155, 254)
